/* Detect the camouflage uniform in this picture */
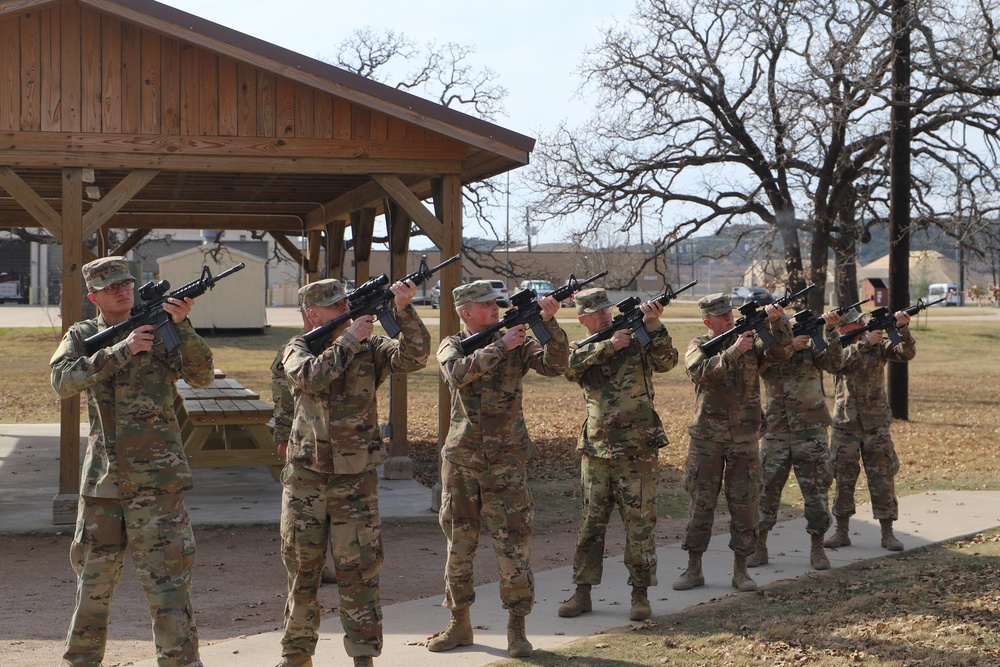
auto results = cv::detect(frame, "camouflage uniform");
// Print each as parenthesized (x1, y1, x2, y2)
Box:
(682, 295, 793, 556)
(757, 322, 843, 535)
(565, 289, 678, 588)
(50, 256, 214, 667)
(831, 317, 916, 521)
(437, 282, 569, 616)
(271, 338, 295, 450)
(279, 279, 430, 660)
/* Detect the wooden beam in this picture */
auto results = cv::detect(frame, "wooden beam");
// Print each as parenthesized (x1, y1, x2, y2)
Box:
(385, 200, 413, 479)
(352, 208, 376, 283)
(0, 130, 467, 161)
(437, 174, 463, 453)
(270, 231, 305, 266)
(58, 167, 84, 511)
(82, 168, 159, 238)
(111, 228, 150, 256)
(109, 213, 303, 232)
(372, 174, 446, 249)
(0, 165, 63, 239)
(305, 230, 322, 283)
(325, 221, 345, 279)
(0, 0, 59, 17)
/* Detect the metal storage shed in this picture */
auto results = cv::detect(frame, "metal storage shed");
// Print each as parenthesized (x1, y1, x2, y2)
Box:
(157, 245, 266, 331)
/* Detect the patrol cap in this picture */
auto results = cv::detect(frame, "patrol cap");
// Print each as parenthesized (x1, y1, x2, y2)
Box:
(840, 306, 865, 326)
(575, 288, 613, 314)
(300, 279, 348, 309)
(83, 256, 135, 292)
(453, 280, 496, 307)
(699, 293, 733, 317)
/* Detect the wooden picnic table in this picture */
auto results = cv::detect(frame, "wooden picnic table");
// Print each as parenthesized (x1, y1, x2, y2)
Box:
(174, 371, 282, 481)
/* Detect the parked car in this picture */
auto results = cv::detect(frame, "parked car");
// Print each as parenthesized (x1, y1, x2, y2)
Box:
(729, 286, 774, 307)
(518, 279, 574, 307)
(489, 280, 510, 308)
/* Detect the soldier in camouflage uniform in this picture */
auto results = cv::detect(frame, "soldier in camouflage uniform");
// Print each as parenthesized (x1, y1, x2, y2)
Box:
(557, 288, 678, 622)
(825, 306, 916, 552)
(674, 293, 792, 593)
(270, 293, 337, 585)
(50, 256, 214, 667)
(428, 280, 568, 658)
(275, 278, 429, 667)
(751, 309, 844, 571)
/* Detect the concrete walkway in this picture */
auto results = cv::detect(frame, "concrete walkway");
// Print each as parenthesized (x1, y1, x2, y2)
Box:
(3, 424, 997, 666)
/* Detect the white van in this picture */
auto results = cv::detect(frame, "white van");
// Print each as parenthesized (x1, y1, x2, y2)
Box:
(928, 283, 960, 306)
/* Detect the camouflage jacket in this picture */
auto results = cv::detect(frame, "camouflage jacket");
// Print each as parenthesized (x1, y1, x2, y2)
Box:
(833, 325, 916, 432)
(566, 322, 677, 463)
(270, 336, 297, 447)
(685, 317, 793, 443)
(760, 325, 844, 434)
(283, 305, 429, 475)
(438, 317, 569, 469)
(50, 315, 214, 498)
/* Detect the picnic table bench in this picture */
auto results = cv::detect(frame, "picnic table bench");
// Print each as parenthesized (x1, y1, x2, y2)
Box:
(174, 370, 282, 480)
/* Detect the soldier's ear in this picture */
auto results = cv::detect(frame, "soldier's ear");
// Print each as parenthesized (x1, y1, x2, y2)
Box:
(86, 292, 98, 305)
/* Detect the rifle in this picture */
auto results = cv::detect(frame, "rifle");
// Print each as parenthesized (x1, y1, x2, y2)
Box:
(304, 253, 459, 354)
(839, 296, 945, 346)
(83, 263, 245, 356)
(577, 280, 698, 348)
(699, 283, 817, 357)
(460, 270, 609, 355)
(791, 297, 872, 352)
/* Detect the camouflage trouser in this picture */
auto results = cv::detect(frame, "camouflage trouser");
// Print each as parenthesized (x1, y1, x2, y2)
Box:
(439, 459, 534, 616)
(63, 493, 200, 667)
(758, 429, 833, 535)
(279, 464, 383, 659)
(681, 437, 762, 557)
(571, 454, 658, 587)
(830, 426, 900, 521)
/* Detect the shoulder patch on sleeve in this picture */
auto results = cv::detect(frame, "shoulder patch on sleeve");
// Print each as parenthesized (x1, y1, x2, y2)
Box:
(281, 346, 295, 364)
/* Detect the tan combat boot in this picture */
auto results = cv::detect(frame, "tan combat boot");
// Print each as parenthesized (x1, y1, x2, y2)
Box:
(672, 551, 705, 590)
(747, 529, 769, 567)
(810, 533, 830, 570)
(629, 586, 652, 621)
(426, 607, 473, 652)
(557, 584, 592, 618)
(274, 654, 312, 667)
(824, 516, 851, 548)
(880, 519, 904, 551)
(732, 554, 758, 592)
(507, 612, 532, 658)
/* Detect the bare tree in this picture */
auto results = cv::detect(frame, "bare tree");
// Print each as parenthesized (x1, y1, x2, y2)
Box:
(530, 0, 1000, 310)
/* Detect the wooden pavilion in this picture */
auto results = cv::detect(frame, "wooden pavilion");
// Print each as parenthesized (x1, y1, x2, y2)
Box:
(0, 0, 534, 521)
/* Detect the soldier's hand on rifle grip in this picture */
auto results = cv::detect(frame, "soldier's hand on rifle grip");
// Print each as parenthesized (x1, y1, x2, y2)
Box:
(391, 279, 417, 309)
(162, 296, 194, 324)
(538, 295, 560, 321)
(126, 324, 156, 355)
(895, 310, 911, 327)
(764, 302, 785, 321)
(641, 300, 664, 322)
(347, 315, 375, 342)
(735, 331, 755, 354)
(867, 329, 883, 345)
(610, 329, 632, 351)
(502, 324, 528, 350)
(822, 311, 841, 329)
(792, 335, 811, 351)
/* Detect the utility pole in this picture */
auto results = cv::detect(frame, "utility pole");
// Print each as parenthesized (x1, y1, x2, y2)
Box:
(887, 0, 912, 420)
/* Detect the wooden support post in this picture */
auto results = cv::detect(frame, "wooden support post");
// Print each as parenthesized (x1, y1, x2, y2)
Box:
(432, 175, 463, 510)
(55, 167, 84, 524)
(325, 220, 345, 279)
(353, 207, 376, 283)
(384, 200, 413, 479)
(305, 230, 322, 283)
